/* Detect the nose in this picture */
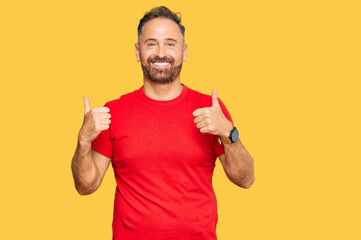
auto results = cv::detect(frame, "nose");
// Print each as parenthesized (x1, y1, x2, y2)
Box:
(156, 44, 166, 58)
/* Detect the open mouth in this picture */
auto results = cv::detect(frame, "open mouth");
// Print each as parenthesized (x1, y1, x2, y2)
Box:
(151, 62, 171, 68)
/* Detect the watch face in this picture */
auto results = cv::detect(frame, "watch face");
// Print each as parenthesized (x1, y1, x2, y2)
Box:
(231, 128, 239, 142)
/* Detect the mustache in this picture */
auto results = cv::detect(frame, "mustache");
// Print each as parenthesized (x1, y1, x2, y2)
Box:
(147, 55, 175, 64)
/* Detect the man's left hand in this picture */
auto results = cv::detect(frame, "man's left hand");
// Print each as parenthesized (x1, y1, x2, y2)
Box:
(193, 89, 234, 138)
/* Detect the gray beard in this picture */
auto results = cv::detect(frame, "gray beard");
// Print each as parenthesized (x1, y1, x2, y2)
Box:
(141, 61, 183, 85)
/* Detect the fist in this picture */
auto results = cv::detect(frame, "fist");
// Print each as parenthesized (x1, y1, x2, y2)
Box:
(192, 89, 233, 138)
(79, 96, 111, 143)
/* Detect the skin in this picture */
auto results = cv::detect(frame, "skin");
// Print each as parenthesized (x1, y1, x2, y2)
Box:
(71, 17, 254, 195)
(135, 18, 188, 101)
(71, 96, 111, 195)
(193, 89, 255, 188)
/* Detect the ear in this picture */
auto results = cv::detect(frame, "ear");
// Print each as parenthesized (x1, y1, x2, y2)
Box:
(182, 43, 188, 62)
(135, 43, 140, 62)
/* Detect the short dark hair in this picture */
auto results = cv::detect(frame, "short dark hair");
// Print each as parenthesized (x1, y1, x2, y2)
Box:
(137, 6, 185, 39)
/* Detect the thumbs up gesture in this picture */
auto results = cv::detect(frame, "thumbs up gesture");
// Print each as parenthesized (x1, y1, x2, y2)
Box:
(192, 89, 233, 138)
(79, 96, 111, 144)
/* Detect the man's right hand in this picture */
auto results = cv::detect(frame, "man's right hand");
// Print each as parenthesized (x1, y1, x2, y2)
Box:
(79, 96, 111, 144)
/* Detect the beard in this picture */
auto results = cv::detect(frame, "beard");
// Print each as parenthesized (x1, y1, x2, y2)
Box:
(140, 54, 183, 85)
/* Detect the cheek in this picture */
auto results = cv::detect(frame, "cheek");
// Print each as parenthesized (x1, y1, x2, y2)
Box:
(139, 48, 152, 62)
(139, 52, 150, 63)
(175, 53, 184, 64)
(174, 48, 185, 63)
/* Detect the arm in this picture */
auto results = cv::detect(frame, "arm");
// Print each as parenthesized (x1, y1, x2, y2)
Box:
(71, 96, 112, 195)
(193, 89, 255, 189)
(218, 130, 255, 189)
(71, 142, 111, 195)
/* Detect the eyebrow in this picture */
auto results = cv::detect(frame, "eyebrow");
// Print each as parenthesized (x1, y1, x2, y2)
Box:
(144, 38, 178, 43)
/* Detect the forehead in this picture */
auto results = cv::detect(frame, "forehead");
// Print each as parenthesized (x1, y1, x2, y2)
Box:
(140, 18, 183, 41)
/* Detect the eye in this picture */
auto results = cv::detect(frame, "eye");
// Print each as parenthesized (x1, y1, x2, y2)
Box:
(148, 43, 156, 47)
(167, 43, 175, 47)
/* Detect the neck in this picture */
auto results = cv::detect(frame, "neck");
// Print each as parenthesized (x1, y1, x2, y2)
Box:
(143, 78, 183, 101)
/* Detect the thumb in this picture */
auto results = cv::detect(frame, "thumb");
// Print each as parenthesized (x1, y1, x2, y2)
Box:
(211, 89, 219, 107)
(83, 96, 91, 114)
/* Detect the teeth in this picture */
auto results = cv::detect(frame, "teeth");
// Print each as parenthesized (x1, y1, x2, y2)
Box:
(153, 62, 169, 66)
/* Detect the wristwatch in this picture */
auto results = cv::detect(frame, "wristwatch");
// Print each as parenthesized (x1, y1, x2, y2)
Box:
(219, 127, 239, 144)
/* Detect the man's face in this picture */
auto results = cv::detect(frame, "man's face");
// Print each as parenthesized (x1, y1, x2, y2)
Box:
(135, 18, 188, 84)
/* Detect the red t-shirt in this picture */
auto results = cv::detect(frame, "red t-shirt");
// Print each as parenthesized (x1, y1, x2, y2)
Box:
(92, 83, 233, 240)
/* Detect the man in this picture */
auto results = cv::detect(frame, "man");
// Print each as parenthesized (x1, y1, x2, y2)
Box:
(71, 6, 254, 240)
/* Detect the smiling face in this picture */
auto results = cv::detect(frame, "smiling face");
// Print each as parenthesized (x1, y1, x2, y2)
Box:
(135, 18, 188, 85)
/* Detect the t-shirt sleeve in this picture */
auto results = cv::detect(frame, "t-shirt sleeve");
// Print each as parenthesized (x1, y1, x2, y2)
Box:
(91, 102, 112, 159)
(213, 98, 234, 157)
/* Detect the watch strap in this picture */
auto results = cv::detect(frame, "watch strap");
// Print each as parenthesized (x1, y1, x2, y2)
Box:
(220, 127, 237, 144)
(220, 136, 232, 144)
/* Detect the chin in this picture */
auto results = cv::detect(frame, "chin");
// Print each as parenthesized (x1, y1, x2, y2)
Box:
(149, 77, 175, 85)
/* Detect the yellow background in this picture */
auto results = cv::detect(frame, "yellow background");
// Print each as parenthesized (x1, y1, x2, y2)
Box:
(1, 0, 360, 239)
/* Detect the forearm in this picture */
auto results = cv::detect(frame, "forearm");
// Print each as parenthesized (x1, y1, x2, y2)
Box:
(223, 139, 255, 188)
(71, 139, 100, 195)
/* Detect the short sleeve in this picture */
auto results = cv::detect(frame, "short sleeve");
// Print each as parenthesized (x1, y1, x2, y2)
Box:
(91, 102, 112, 159)
(213, 98, 234, 157)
